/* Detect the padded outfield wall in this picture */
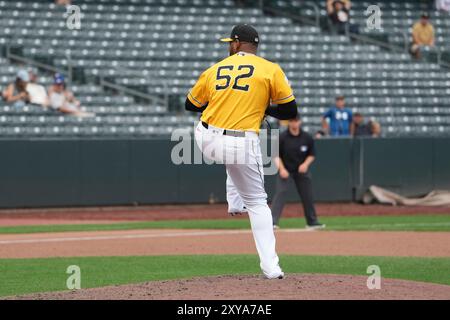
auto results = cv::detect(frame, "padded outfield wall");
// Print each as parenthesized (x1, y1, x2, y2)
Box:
(0, 137, 449, 208)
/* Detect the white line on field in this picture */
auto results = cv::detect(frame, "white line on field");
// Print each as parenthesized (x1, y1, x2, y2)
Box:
(0, 228, 309, 245)
(332, 222, 450, 229)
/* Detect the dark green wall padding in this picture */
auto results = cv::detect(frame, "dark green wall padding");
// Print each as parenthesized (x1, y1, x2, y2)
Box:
(0, 137, 449, 208)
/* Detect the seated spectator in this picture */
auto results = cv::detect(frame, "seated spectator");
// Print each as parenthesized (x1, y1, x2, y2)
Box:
(411, 13, 435, 59)
(48, 73, 93, 117)
(351, 113, 381, 137)
(326, 0, 351, 15)
(26, 70, 49, 108)
(322, 96, 353, 137)
(436, 0, 450, 12)
(327, 0, 358, 35)
(2, 69, 30, 108)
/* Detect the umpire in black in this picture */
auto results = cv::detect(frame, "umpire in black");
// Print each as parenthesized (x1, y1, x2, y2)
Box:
(271, 115, 324, 230)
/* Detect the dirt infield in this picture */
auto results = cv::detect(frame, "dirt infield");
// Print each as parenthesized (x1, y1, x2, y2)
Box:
(1, 204, 449, 300)
(0, 203, 449, 226)
(6, 274, 450, 300)
(1, 229, 449, 259)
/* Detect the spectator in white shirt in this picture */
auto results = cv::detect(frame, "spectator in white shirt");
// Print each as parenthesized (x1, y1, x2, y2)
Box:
(26, 69, 49, 108)
(48, 73, 93, 117)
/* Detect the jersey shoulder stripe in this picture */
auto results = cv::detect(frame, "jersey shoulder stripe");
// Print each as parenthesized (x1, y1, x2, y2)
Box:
(188, 91, 204, 107)
(272, 94, 294, 104)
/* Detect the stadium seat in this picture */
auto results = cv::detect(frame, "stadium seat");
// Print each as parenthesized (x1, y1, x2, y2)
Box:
(0, 0, 449, 137)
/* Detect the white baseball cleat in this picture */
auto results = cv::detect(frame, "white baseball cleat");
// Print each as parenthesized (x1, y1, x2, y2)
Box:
(305, 223, 326, 231)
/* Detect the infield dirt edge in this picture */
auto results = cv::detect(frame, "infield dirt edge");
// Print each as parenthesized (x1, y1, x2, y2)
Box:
(5, 274, 450, 300)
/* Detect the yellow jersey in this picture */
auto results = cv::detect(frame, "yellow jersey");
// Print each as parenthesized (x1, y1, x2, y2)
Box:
(187, 52, 295, 132)
(412, 22, 435, 45)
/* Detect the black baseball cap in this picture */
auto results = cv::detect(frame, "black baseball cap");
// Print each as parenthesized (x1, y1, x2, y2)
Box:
(220, 24, 260, 45)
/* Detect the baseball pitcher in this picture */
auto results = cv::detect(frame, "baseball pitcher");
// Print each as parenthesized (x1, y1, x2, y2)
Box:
(185, 24, 298, 279)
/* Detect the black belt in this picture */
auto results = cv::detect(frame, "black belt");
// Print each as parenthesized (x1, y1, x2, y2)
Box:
(202, 122, 246, 137)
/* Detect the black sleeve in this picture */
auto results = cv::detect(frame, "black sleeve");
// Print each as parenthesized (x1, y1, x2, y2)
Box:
(308, 135, 316, 157)
(265, 100, 298, 120)
(278, 132, 285, 160)
(185, 98, 208, 113)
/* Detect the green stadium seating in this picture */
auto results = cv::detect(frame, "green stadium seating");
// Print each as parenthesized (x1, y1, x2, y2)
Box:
(0, 0, 449, 137)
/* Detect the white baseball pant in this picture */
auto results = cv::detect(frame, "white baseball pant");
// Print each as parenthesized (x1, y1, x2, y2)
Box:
(194, 121, 283, 279)
(226, 174, 245, 213)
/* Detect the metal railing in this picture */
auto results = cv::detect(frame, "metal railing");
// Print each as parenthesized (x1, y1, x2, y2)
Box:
(349, 31, 409, 53)
(6, 46, 65, 76)
(97, 63, 170, 107)
(99, 77, 167, 106)
(4, 45, 168, 108)
(260, 2, 407, 52)
(261, 2, 320, 28)
(259, 1, 450, 67)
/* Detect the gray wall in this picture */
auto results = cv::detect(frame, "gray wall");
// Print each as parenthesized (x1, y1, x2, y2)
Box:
(0, 137, 449, 208)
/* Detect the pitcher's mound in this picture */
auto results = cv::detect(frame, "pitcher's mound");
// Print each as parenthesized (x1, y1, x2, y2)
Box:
(8, 274, 450, 300)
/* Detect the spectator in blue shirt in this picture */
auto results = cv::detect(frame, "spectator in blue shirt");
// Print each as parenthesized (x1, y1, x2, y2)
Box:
(322, 96, 353, 136)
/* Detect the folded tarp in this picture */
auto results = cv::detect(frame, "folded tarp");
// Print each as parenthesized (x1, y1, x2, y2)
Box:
(368, 186, 450, 206)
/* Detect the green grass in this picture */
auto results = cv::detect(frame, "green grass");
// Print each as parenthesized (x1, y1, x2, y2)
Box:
(0, 215, 449, 234)
(0, 255, 449, 297)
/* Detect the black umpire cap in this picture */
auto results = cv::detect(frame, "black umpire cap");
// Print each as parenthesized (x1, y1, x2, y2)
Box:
(220, 24, 260, 45)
